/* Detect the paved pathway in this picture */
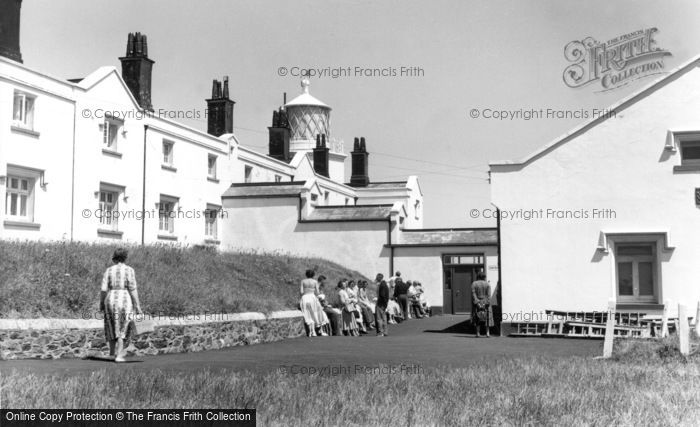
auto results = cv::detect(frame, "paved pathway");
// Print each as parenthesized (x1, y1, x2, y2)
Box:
(1, 316, 603, 376)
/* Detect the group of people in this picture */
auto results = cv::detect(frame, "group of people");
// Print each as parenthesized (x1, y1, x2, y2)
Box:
(299, 269, 431, 337)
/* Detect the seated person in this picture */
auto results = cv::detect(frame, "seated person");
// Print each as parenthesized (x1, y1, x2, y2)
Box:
(317, 276, 342, 336)
(357, 280, 375, 331)
(386, 297, 404, 324)
(414, 281, 431, 316)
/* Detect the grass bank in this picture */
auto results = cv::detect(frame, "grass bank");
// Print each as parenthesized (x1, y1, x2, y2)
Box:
(0, 240, 372, 318)
(2, 352, 699, 426)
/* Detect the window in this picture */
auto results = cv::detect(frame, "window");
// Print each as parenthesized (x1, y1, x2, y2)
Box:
(345, 198, 349, 206)
(443, 255, 484, 265)
(615, 243, 656, 303)
(98, 190, 118, 230)
(5, 175, 34, 221)
(103, 117, 121, 151)
(414, 200, 421, 220)
(274, 175, 282, 183)
(680, 140, 700, 166)
(244, 165, 253, 183)
(158, 196, 177, 234)
(162, 140, 174, 166)
(12, 91, 35, 130)
(324, 191, 329, 204)
(207, 155, 217, 179)
(204, 204, 219, 240)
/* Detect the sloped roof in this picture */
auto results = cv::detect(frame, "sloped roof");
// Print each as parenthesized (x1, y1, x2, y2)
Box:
(490, 54, 700, 168)
(222, 182, 307, 198)
(284, 78, 330, 108)
(304, 205, 393, 221)
(352, 181, 408, 189)
(394, 228, 498, 247)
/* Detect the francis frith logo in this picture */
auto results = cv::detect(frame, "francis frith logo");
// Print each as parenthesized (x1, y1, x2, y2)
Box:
(563, 28, 672, 91)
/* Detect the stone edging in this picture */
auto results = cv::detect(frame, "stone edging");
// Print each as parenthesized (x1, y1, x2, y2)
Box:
(0, 310, 303, 331)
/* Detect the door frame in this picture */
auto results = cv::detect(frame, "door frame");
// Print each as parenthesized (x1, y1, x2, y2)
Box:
(442, 253, 486, 314)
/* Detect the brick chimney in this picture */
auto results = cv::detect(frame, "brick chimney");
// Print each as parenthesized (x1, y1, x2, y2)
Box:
(313, 134, 330, 178)
(268, 107, 291, 162)
(0, 0, 23, 63)
(119, 32, 154, 111)
(350, 137, 370, 187)
(206, 76, 235, 137)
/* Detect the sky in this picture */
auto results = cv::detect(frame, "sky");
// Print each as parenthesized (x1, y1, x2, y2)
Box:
(18, 0, 700, 227)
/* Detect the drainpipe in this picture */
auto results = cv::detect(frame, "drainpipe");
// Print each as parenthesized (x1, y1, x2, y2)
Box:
(496, 206, 503, 334)
(69, 101, 77, 241)
(141, 124, 148, 245)
(388, 217, 394, 274)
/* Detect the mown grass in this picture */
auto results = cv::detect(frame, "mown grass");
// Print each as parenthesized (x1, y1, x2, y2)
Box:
(0, 240, 372, 318)
(2, 352, 699, 426)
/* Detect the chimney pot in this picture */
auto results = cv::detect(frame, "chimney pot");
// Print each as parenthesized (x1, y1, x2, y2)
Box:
(0, 0, 24, 63)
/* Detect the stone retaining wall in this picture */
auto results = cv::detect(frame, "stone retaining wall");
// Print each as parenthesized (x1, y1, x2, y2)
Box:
(0, 311, 305, 360)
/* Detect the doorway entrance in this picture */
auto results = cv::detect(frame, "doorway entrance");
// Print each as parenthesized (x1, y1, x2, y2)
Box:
(442, 254, 485, 315)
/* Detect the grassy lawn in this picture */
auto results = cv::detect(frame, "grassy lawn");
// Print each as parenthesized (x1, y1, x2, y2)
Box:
(0, 240, 372, 318)
(2, 341, 699, 426)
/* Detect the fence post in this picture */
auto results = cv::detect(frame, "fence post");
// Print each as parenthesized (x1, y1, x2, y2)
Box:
(603, 298, 616, 358)
(679, 304, 689, 356)
(661, 299, 671, 338)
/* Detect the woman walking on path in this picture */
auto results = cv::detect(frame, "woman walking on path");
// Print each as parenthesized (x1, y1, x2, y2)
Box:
(300, 270, 329, 337)
(100, 248, 142, 362)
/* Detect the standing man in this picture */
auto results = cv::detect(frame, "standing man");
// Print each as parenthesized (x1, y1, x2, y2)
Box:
(393, 276, 410, 321)
(375, 273, 390, 336)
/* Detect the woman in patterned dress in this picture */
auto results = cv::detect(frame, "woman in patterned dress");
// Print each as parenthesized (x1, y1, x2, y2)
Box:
(100, 248, 143, 362)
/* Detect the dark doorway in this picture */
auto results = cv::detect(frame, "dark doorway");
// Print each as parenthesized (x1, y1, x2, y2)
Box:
(442, 254, 485, 315)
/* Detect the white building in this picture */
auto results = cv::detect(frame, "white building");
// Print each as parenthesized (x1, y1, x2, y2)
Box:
(1, 2, 498, 316)
(490, 55, 700, 330)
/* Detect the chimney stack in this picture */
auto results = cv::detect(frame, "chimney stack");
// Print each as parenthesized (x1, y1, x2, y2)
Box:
(350, 137, 370, 187)
(0, 0, 23, 63)
(313, 134, 330, 178)
(268, 107, 291, 162)
(119, 32, 154, 111)
(206, 76, 235, 137)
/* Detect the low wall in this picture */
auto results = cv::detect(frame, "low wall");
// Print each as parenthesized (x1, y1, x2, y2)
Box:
(0, 311, 305, 360)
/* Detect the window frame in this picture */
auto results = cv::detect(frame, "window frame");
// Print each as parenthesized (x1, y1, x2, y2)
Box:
(162, 140, 175, 166)
(204, 204, 220, 240)
(5, 175, 34, 221)
(207, 154, 217, 179)
(102, 116, 123, 153)
(680, 140, 700, 166)
(12, 90, 36, 130)
(614, 242, 657, 303)
(158, 195, 178, 234)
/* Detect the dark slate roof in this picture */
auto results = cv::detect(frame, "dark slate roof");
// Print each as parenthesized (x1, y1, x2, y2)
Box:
(222, 181, 307, 198)
(305, 205, 393, 221)
(395, 229, 498, 246)
(347, 181, 408, 189)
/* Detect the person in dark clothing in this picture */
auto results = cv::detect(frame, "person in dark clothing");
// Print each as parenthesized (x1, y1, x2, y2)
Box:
(393, 277, 410, 321)
(375, 273, 389, 336)
(471, 272, 493, 337)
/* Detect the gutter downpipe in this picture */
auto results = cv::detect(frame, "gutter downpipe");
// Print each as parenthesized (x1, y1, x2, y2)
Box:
(69, 101, 77, 241)
(141, 125, 148, 245)
(388, 217, 394, 275)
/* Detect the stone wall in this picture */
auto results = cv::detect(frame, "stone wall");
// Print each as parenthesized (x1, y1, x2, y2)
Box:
(0, 311, 305, 360)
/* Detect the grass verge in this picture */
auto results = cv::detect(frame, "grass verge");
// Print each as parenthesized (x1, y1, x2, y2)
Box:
(0, 240, 372, 318)
(2, 354, 699, 426)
